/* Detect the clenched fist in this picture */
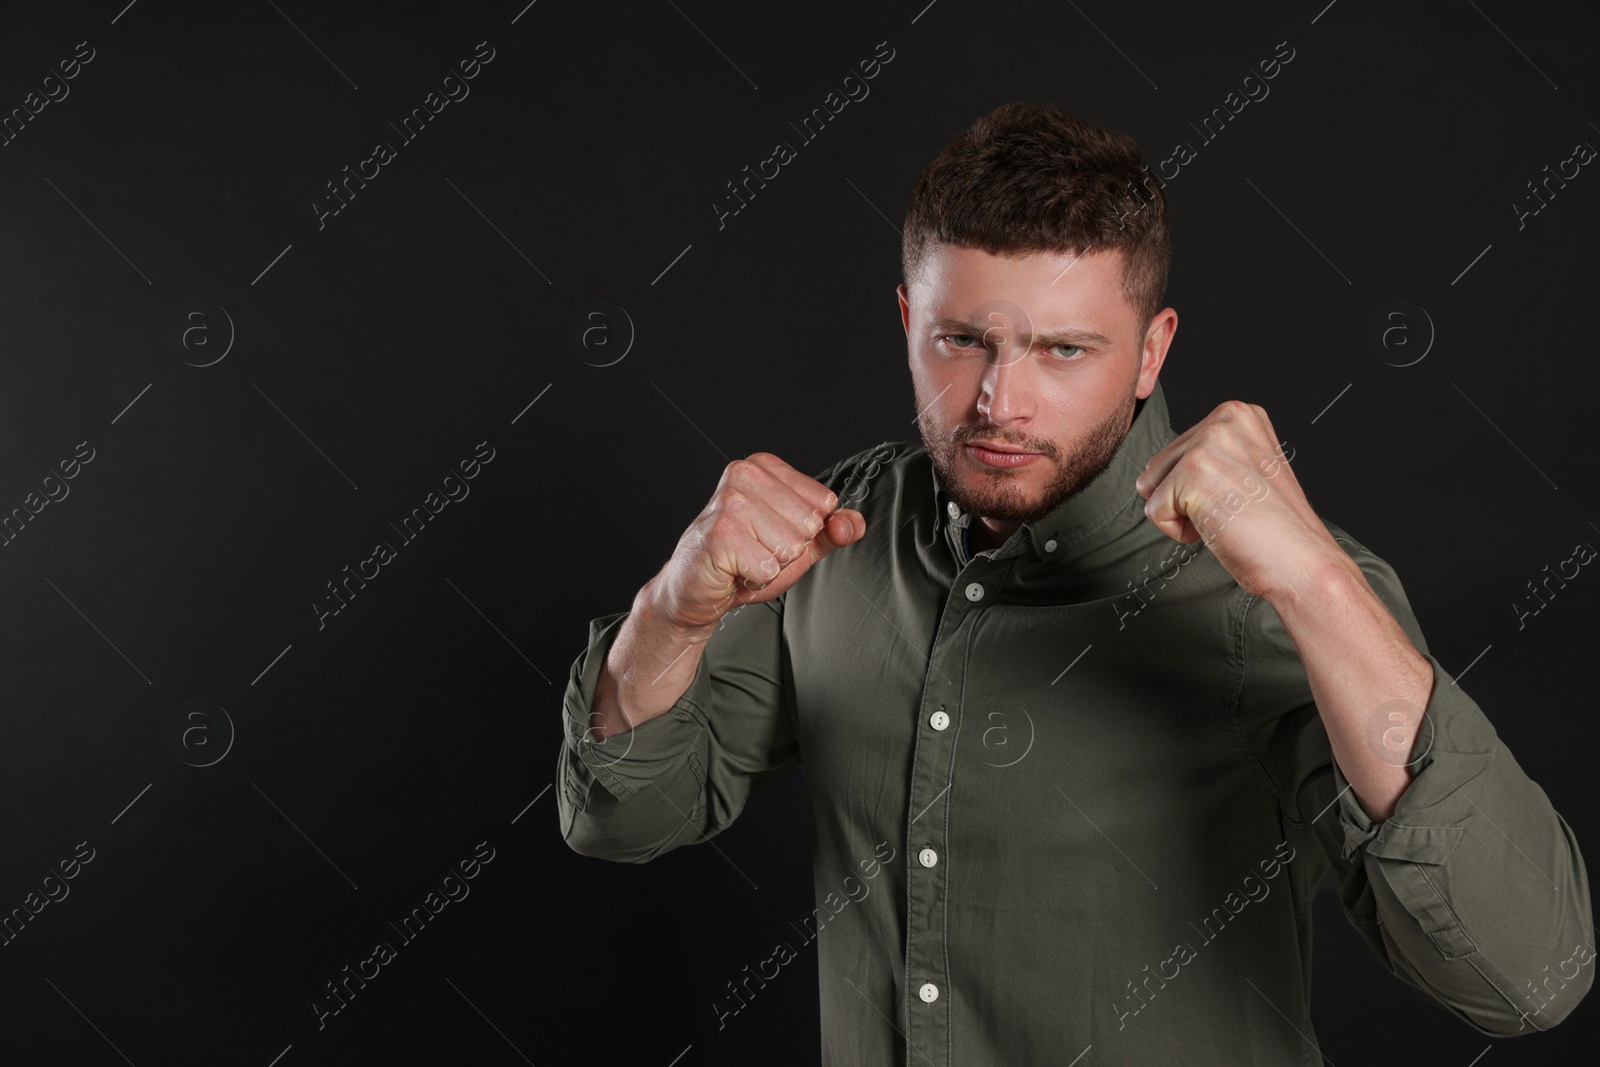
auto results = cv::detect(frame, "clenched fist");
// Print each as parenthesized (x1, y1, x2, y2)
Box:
(653, 452, 866, 631)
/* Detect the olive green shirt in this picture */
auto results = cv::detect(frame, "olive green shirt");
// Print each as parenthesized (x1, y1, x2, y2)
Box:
(556, 379, 1593, 1065)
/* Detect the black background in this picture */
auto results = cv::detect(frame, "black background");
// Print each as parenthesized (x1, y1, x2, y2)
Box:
(1, 0, 1595, 1064)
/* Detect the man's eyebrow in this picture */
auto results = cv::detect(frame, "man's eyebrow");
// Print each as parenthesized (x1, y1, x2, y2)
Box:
(929, 316, 1115, 348)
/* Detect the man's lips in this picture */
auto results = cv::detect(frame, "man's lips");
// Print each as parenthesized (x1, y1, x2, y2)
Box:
(965, 441, 1045, 468)
(966, 440, 1039, 455)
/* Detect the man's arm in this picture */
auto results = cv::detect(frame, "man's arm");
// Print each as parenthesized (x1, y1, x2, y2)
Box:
(589, 573, 719, 741)
(556, 584, 796, 864)
(556, 452, 864, 864)
(1137, 399, 1593, 1033)
(1247, 531, 1594, 1036)
(1265, 547, 1436, 823)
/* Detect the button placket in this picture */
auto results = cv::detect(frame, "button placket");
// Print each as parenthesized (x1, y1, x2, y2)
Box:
(902, 555, 1002, 1064)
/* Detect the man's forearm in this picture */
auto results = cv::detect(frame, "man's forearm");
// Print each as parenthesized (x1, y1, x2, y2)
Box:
(1267, 553, 1435, 822)
(589, 574, 719, 741)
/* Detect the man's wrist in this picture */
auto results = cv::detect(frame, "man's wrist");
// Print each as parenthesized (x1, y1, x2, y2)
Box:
(585, 575, 718, 742)
(636, 571, 722, 644)
(1259, 546, 1358, 621)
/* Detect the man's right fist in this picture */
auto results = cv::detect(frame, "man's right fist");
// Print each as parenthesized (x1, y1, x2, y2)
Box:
(652, 452, 866, 631)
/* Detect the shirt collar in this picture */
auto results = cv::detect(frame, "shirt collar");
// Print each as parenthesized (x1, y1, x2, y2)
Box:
(930, 377, 1177, 561)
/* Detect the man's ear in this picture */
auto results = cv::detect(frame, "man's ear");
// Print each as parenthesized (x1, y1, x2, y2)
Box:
(1136, 307, 1177, 397)
(897, 284, 911, 337)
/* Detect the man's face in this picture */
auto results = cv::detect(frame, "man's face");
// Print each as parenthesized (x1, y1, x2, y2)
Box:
(898, 243, 1176, 541)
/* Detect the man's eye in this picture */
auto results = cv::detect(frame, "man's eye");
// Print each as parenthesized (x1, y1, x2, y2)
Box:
(937, 335, 1087, 360)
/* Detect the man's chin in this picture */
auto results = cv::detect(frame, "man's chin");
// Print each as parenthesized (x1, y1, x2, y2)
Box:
(951, 476, 1044, 521)
(932, 446, 1059, 519)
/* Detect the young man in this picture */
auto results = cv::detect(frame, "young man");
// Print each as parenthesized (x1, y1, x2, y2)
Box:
(556, 103, 1593, 1064)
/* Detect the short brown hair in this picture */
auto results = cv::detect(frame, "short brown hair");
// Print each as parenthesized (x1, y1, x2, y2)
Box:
(901, 102, 1170, 334)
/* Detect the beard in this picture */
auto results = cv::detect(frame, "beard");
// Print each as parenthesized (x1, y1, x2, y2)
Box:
(919, 384, 1140, 527)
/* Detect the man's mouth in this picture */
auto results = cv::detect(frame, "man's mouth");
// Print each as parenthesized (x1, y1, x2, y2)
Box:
(965, 441, 1043, 467)
(967, 439, 1034, 454)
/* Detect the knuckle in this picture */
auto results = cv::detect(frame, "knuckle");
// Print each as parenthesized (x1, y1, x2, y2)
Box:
(729, 458, 775, 495)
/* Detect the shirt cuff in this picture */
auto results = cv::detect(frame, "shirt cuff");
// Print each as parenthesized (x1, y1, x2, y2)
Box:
(560, 609, 713, 806)
(1334, 650, 1498, 866)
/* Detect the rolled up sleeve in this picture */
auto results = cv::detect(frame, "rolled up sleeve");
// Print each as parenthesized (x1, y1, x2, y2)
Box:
(556, 597, 799, 864)
(1324, 646, 1594, 1034)
(1280, 535, 1597, 1036)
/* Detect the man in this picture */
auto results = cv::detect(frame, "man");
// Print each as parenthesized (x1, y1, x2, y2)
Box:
(555, 103, 1593, 1064)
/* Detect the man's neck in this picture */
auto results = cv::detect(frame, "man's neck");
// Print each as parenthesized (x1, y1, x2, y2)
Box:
(968, 518, 1016, 554)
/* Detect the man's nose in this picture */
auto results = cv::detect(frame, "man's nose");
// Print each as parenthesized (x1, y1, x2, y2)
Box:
(978, 345, 1033, 423)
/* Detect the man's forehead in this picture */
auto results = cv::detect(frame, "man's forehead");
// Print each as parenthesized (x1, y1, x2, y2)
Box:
(910, 243, 1133, 335)
(911, 243, 1124, 295)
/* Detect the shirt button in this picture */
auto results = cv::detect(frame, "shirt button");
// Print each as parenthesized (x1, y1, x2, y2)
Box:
(919, 982, 940, 1003)
(1044, 538, 1058, 552)
(965, 582, 985, 601)
(946, 500, 961, 520)
(919, 847, 938, 868)
(930, 710, 949, 731)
